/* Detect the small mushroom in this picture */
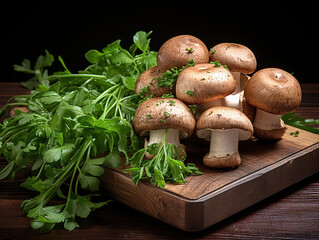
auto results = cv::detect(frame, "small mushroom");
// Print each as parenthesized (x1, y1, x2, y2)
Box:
(157, 35, 210, 72)
(134, 66, 172, 97)
(196, 106, 253, 168)
(244, 68, 302, 140)
(175, 63, 236, 105)
(9, 107, 29, 117)
(132, 98, 196, 159)
(210, 43, 256, 93)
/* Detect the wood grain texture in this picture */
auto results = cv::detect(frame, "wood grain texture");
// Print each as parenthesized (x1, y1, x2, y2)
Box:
(100, 125, 319, 231)
(164, 126, 319, 200)
(1, 82, 319, 239)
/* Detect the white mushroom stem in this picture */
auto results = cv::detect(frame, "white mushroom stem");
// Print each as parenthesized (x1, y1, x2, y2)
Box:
(196, 91, 243, 118)
(224, 91, 242, 109)
(231, 72, 241, 94)
(207, 129, 239, 158)
(253, 109, 285, 130)
(147, 128, 180, 146)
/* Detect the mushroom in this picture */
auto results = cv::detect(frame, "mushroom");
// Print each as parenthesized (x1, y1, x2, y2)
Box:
(9, 107, 29, 117)
(194, 77, 256, 122)
(134, 66, 172, 97)
(196, 106, 253, 168)
(210, 43, 257, 94)
(244, 68, 302, 140)
(157, 35, 209, 72)
(132, 98, 196, 159)
(175, 63, 236, 105)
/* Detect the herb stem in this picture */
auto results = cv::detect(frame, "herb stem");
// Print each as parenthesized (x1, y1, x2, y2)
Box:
(4, 95, 31, 105)
(0, 129, 28, 151)
(0, 102, 29, 116)
(92, 84, 120, 104)
(99, 86, 125, 120)
(33, 114, 50, 122)
(102, 100, 117, 119)
(5, 102, 29, 107)
(119, 96, 131, 102)
(0, 123, 37, 138)
(53, 74, 107, 80)
(34, 162, 45, 180)
(75, 146, 91, 195)
(61, 138, 92, 201)
(81, 78, 93, 86)
(162, 129, 168, 162)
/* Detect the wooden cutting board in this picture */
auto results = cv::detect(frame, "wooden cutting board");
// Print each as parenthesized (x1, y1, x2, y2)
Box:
(100, 125, 319, 232)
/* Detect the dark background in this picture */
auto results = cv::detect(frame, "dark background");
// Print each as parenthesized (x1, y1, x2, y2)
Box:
(2, 2, 317, 83)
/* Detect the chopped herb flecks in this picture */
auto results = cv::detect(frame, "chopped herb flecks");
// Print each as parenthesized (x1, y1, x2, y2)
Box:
(209, 60, 229, 71)
(290, 131, 299, 137)
(164, 111, 170, 118)
(156, 59, 195, 89)
(186, 90, 194, 96)
(185, 47, 194, 53)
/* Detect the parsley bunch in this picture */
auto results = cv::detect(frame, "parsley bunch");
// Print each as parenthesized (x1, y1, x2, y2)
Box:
(281, 112, 319, 133)
(0, 31, 156, 232)
(126, 129, 202, 189)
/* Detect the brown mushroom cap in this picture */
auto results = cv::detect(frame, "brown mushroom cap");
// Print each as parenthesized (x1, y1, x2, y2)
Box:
(176, 63, 236, 105)
(239, 93, 256, 123)
(244, 68, 302, 115)
(9, 106, 29, 117)
(134, 66, 172, 97)
(196, 106, 253, 140)
(210, 43, 257, 74)
(132, 98, 196, 138)
(157, 35, 209, 72)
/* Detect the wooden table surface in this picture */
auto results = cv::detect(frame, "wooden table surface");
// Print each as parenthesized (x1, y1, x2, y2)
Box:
(0, 82, 318, 239)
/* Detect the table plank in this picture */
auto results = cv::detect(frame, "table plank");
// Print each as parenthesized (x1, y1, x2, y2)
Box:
(0, 82, 318, 239)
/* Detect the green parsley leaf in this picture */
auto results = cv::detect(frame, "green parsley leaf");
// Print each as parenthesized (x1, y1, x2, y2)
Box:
(282, 112, 319, 133)
(43, 144, 75, 163)
(126, 129, 202, 189)
(133, 30, 152, 53)
(13, 50, 54, 89)
(104, 151, 122, 169)
(146, 143, 160, 156)
(85, 50, 104, 64)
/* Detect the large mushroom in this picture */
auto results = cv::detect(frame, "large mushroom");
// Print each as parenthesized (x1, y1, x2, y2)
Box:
(244, 68, 302, 140)
(175, 63, 236, 105)
(196, 106, 253, 168)
(157, 35, 210, 72)
(210, 43, 257, 94)
(132, 98, 196, 159)
(134, 66, 171, 97)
